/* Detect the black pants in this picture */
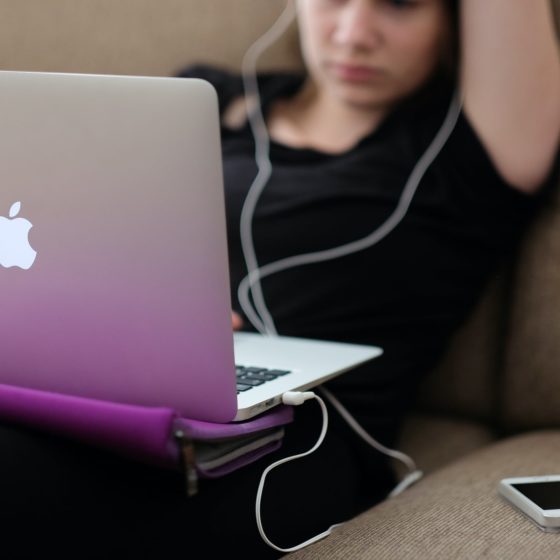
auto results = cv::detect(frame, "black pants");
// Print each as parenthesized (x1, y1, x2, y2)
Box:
(0, 399, 396, 559)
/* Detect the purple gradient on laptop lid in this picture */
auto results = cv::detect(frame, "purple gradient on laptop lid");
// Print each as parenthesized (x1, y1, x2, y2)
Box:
(0, 71, 238, 423)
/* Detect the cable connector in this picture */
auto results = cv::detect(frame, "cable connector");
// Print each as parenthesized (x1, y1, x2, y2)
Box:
(282, 391, 316, 406)
(388, 469, 424, 498)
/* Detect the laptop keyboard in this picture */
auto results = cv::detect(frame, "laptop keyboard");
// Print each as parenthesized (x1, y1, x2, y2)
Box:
(235, 365, 292, 394)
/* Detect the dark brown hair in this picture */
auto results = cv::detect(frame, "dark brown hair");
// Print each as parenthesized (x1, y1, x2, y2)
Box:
(443, 0, 460, 79)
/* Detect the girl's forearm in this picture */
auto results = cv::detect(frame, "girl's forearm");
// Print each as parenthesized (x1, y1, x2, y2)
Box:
(460, 0, 560, 191)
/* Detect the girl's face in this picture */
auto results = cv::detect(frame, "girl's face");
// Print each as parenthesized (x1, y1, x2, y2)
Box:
(296, 0, 453, 110)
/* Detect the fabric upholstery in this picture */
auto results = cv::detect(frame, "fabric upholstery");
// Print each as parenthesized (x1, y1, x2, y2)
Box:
(286, 431, 560, 559)
(0, 0, 302, 76)
(395, 414, 495, 478)
(502, 199, 560, 431)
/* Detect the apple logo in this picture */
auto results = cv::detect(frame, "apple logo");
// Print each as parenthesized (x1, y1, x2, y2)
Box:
(0, 201, 37, 270)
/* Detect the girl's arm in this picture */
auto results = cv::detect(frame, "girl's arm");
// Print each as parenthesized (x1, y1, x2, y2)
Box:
(461, 0, 560, 192)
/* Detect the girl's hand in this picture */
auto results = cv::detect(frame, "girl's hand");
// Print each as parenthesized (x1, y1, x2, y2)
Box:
(232, 312, 243, 331)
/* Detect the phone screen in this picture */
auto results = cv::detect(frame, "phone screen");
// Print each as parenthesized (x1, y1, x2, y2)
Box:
(513, 481, 560, 510)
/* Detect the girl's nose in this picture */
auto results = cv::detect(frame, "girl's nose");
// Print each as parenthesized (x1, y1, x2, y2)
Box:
(332, 0, 381, 51)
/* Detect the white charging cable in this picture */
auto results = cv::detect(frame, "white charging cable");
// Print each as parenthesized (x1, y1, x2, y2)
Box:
(256, 391, 345, 553)
(257, 389, 422, 553)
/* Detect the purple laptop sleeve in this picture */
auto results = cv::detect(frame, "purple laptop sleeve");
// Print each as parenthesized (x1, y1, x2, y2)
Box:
(0, 383, 294, 474)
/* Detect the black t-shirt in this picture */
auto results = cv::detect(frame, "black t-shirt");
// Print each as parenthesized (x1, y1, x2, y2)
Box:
(178, 64, 558, 442)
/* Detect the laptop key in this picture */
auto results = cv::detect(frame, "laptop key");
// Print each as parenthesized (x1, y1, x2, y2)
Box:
(236, 383, 253, 392)
(242, 367, 268, 374)
(246, 372, 279, 381)
(265, 369, 291, 376)
(236, 377, 266, 386)
(235, 365, 292, 392)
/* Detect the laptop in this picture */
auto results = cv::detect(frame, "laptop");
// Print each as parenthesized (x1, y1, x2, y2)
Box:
(0, 70, 382, 423)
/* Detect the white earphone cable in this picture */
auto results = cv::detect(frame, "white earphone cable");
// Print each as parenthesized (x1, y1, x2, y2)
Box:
(239, 0, 297, 335)
(238, 0, 463, 336)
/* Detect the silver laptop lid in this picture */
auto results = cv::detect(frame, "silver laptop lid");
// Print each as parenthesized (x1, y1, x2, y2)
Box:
(0, 71, 238, 422)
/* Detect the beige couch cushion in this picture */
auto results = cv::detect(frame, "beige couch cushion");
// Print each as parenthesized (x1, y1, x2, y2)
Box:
(396, 413, 495, 477)
(0, 0, 302, 76)
(502, 198, 560, 431)
(286, 431, 560, 560)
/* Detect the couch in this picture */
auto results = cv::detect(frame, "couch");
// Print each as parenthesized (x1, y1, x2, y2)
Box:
(2, 1, 559, 558)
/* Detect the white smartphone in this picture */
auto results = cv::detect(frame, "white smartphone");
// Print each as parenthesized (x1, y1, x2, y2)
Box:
(498, 475, 560, 533)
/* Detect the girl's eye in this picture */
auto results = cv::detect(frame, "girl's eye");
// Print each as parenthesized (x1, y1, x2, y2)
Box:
(385, 0, 418, 8)
(320, 0, 421, 11)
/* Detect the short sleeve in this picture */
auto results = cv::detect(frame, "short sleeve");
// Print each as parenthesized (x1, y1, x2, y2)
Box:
(440, 109, 559, 207)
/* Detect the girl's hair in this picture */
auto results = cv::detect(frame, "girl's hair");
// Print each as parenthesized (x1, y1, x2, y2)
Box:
(443, 0, 460, 79)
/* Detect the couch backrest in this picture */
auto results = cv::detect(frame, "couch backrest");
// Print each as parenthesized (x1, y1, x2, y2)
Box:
(500, 182, 560, 432)
(0, 0, 301, 76)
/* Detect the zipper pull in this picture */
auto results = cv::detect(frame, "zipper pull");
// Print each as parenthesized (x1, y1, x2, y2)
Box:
(175, 430, 199, 497)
